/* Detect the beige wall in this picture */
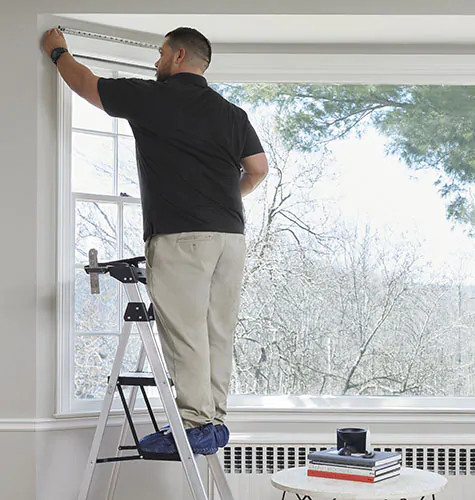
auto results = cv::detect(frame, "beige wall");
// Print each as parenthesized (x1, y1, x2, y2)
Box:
(1, 2, 475, 499)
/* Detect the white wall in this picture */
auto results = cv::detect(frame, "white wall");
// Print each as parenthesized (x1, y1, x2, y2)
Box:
(2, 2, 475, 500)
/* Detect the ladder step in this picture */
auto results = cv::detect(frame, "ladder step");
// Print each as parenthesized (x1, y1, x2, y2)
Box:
(97, 455, 142, 464)
(140, 450, 181, 461)
(116, 372, 157, 386)
(96, 451, 181, 463)
(118, 445, 207, 463)
(111, 372, 174, 387)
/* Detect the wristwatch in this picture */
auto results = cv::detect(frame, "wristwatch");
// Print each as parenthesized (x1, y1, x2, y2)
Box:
(50, 47, 69, 65)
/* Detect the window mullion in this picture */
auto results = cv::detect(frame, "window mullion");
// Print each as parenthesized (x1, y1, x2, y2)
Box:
(72, 127, 117, 139)
(113, 117, 119, 197)
(118, 198, 125, 332)
(113, 69, 125, 334)
(72, 192, 140, 203)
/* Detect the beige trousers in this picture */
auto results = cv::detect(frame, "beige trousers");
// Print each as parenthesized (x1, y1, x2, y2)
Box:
(145, 231, 246, 429)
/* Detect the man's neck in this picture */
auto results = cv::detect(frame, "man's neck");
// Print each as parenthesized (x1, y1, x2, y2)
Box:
(172, 68, 204, 77)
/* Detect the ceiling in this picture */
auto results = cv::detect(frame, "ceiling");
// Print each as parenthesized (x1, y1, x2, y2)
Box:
(59, 14, 475, 45)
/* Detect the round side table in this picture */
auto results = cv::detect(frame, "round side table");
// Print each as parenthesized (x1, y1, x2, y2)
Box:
(271, 466, 447, 500)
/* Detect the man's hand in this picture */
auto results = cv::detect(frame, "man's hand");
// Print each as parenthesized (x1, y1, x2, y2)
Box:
(42, 28, 68, 58)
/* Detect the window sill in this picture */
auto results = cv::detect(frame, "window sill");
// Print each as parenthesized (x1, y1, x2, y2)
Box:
(228, 394, 475, 413)
(56, 394, 475, 426)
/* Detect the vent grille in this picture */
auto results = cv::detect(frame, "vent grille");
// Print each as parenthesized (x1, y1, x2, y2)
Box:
(223, 445, 475, 476)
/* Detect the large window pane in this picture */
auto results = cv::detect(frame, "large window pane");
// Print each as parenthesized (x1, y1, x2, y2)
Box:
(223, 82, 475, 398)
(75, 269, 119, 333)
(118, 136, 140, 198)
(72, 132, 114, 195)
(74, 334, 143, 399)
(67, 75, 475, 405)
(75, 200, 118, 263)
(72, 92, 113, 133)
(74, 335, 117, 400)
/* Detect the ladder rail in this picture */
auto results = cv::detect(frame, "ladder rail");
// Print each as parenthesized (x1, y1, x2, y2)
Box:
(77, 321, 133, 500)
(106, 343, 147, 500)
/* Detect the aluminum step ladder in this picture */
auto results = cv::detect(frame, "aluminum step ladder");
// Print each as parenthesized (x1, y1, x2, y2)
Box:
(77, 250, 235, 500)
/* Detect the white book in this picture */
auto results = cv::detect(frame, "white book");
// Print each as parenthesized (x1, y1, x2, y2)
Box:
(307, 462, 401, 477)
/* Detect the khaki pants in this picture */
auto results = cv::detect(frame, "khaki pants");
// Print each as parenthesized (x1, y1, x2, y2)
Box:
(145, 232, 246, 429)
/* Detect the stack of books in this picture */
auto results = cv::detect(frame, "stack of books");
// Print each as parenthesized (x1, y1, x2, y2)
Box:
(307, 449, 402, 483)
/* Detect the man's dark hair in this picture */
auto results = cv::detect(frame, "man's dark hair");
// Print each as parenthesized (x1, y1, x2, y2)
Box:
(165, 27, 212, 70)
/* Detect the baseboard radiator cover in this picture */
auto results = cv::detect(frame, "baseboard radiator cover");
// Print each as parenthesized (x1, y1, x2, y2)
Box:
(222, 444, 475, 475)
(212, 444, 475, 500)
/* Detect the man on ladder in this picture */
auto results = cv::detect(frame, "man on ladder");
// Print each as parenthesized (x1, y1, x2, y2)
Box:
(42, 26, 268, 456)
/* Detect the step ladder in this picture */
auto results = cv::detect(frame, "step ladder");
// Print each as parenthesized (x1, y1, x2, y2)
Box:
(77, 249, 235, 500)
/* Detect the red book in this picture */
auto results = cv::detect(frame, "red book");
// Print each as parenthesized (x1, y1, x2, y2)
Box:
(307, 468, 400, 483)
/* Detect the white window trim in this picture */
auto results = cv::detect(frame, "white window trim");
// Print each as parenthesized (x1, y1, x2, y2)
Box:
(57, 67, 143, 414)
(57, 33, 475, 417)
(66, 30, 475, 84)
(57, 74, 74, 414)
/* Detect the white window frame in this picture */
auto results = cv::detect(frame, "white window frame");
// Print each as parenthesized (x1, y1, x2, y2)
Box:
(56, 33, 475, 419)
(57, 66, 144, 414)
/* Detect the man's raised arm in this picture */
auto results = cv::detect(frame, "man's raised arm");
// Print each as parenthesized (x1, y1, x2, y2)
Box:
(42, 28, 103, 110)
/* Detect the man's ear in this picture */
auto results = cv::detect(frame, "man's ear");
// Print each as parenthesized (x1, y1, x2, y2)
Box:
(176, 47, 186, 64)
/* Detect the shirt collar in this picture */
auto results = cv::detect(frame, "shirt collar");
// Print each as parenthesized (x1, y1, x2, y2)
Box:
(168, 72, 208, 87)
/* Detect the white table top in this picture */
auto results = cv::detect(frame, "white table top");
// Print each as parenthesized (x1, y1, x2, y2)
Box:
(271, 467, 447, 500)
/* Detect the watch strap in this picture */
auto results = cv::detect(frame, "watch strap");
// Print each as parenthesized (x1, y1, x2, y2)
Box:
(51, 47, 68, 65)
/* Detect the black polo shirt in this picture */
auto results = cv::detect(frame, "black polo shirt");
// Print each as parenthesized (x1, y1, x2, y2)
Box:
(97, 73, 264, 241)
